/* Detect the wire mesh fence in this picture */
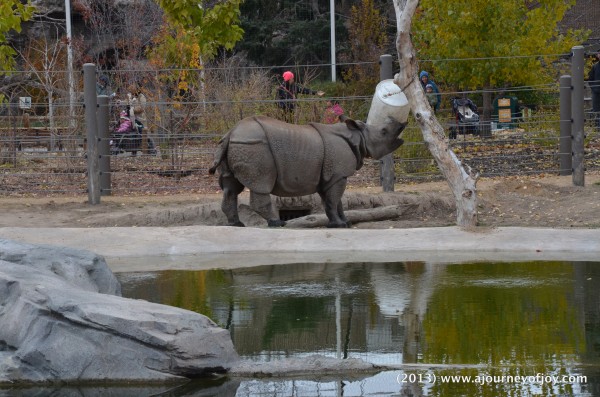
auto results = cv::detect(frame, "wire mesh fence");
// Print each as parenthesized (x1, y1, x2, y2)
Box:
(1, 60, 599, 198)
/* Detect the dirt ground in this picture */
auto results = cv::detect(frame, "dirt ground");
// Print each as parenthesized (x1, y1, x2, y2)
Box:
(1, 172, 599, 229)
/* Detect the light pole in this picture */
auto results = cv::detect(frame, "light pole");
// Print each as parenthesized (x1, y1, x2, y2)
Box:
(65, 0, 76, 130)
(330, 0, 336, 82)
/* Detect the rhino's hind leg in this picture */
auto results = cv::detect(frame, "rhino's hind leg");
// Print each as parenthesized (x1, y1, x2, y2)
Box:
(250, 191, 286, 227)
(220, 175, 245, 227)
(337, 200, 352, 228)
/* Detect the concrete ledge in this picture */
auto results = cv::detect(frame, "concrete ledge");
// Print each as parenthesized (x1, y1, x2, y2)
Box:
(1, 226, 599, 272)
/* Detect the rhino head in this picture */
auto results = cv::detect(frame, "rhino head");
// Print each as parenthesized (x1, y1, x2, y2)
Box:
(345, 117, 407, 160)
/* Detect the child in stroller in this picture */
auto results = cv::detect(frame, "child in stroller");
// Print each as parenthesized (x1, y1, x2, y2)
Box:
(111, 109, 156, 155)
(449, 97, 480, 139)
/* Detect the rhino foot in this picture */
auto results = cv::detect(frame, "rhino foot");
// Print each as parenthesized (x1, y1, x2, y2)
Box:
(267, 219, 286, 227)
(229, 221, 245, 227)
(327, 222, 349, 228)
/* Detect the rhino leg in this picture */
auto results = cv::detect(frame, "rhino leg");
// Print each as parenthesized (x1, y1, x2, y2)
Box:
(250, 191, 286, 227)
(337, 200, 352, 228)
(220, 175, 245, 227)
(320, 178, 349, 228)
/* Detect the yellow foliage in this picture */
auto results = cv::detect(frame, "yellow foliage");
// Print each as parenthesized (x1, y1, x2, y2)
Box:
(177, 79, 189, 92)
(413, 0, 588, 90)
(342, 0, 388, 88)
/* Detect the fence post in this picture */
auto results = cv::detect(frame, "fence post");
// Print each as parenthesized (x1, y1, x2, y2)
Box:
(559, 75, 572, 176)
(97, 94, 111, 196)
(8, 97, 17, 166)
(83, 63, 101, 204)
(379, 54, 395, 192)
(571, 46, 585, 186)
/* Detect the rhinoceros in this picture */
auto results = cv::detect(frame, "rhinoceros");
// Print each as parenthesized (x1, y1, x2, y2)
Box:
(209, 115, 406, 228)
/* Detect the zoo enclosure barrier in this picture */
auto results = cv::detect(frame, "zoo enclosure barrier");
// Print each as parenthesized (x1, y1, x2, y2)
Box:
(375, 47, 588, 191)
(1, 52, 599, 199)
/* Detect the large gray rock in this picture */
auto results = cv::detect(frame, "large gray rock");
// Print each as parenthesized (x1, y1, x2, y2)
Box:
(0, 239, 120, 295)
(0, 240, 239, 384)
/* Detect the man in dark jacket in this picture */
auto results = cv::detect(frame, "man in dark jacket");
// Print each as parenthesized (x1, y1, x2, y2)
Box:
(589, 51, 600, 129)
(276, 71, 324, 122)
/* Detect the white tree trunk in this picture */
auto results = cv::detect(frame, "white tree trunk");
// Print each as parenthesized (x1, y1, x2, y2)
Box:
(392, 0, 478, 227)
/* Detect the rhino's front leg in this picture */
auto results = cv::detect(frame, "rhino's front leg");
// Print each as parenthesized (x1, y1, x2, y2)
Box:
(320, 178, 349, 228)
(250, 191, 286, 227)
(220, 175, 245, 227)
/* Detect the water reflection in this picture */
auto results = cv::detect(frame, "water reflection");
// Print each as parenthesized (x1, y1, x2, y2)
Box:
(110, 261, 600, 396)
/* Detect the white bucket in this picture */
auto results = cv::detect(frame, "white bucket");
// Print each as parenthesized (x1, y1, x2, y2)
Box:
(366, 79, 410, 125)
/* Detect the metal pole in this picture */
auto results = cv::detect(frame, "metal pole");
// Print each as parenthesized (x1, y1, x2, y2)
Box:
(330, 0, 336, 82)
(84, 63, 100, 204)
(571, 46, 585, 186)
(65, 0, 76, 132)
(380, 54, 394, 81)
(559, 75, 572, 176)
(379, 54, 395, 192)
(97, 95, 111, 196)
(335, 276, 341, 359)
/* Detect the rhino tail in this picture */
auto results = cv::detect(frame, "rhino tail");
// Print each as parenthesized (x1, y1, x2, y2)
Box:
(208, 131, 232, 175)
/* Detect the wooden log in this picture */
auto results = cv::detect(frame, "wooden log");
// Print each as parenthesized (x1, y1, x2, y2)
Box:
(284, 204, 419, 228)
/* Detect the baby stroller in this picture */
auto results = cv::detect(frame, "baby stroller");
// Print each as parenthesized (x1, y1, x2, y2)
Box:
(449, 97, 480, 139)
(110, 110, 156, 155)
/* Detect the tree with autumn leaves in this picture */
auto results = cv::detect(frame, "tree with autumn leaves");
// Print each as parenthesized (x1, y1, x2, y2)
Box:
(0, 0, 34, 104)
(0, 0, 34, 73)
(149, 0, 243, 94)
(342, 0, 390, 93)
(412, 0, 587, 125)
(142, 0, 244, 166)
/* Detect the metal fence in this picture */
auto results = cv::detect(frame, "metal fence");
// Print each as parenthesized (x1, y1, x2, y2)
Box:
(1, 56, 599, 198)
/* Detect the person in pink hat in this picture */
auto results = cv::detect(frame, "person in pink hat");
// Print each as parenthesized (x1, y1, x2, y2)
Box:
(276, 70, 324, 122)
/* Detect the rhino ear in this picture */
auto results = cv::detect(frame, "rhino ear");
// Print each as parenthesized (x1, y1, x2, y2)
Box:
(344, 118, 364, 131)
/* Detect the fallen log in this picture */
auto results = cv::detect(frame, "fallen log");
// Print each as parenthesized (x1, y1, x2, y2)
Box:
(285, 204, 418, 228)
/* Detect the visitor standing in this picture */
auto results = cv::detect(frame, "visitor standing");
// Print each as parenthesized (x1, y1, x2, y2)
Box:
(425, 84, 438, 112)
(276, 71, 324, 123)
(126, 84, 156, 154)
(126, 84, 147, 127)
(419, 70, 441, 112)
(96, 75, 113, 97)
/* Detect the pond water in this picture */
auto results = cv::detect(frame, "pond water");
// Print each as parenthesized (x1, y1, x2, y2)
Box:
(111, 261, 599, 397)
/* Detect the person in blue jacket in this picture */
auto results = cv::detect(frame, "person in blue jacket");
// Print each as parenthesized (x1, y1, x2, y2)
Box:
(419, 71, 441, 112)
